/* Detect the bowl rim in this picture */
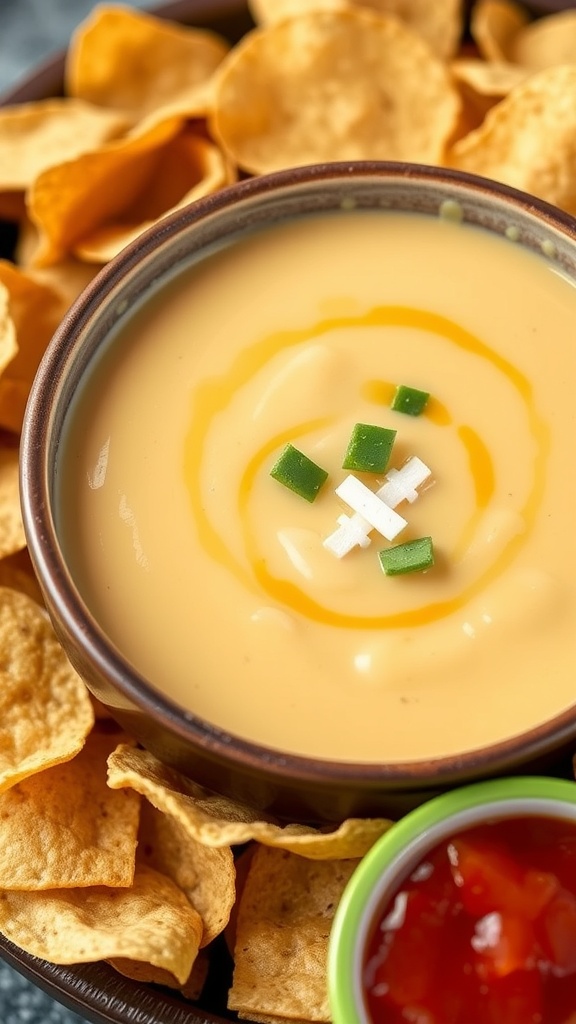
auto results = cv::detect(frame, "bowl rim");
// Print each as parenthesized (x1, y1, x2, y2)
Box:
(19, 159, 576, 793)
(328, 775, 576, 1024)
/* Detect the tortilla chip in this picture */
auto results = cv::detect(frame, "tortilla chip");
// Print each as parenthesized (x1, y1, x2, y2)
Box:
(225, 844, 257, 955)
(470, 0, 529, 63)
(15, 219, 103, 296)
(0, 283, 18, 379)
(13, 217, 39, 267)
(248, 0, 463, 58)
(209, 8, 460, 174)
(0, 445, 26, 555)
(110, 946, 210, 997)
(27, 114, 184, 266)
(240, 1016, 315, 1023)
(66, 4, 229, 123)
(179, 949, 211, 1000)
(29, 258, 101, 305)
(0, 260, 74, 433)
(449, 57, 530, 139)
(360, 0, 463, 59)
(0, 549, 44, 606)
(74, 130, 235, 263)
(248, 0, 343, 21)
(137, 799, 236, 946)
(0, 731, 140, 890)
(451, 58, 528, 98)
(107, 744, 392, 857)
(0, 864, 202, 986)
(0, 99, 128, 193)
(0, 587, 94, 793)
(508, 10, 576, 72)
(27, 116, 228, 268)
(448, 65, 576, 216)
(229, 846, 358, 1021)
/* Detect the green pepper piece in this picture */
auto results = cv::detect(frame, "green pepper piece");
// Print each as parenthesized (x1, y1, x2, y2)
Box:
(342, 423, 396, 473)
(378, 536, 434, 576)
(391, 384, 430, 417)
(270, 443, 329, 502)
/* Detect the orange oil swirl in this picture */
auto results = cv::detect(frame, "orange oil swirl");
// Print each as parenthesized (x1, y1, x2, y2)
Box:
(184, 305, 549, 629)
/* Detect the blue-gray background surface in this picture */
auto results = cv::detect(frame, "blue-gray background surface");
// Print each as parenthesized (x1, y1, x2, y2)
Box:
(0, 0, 149, 94)
(0, 2, 150, 1020)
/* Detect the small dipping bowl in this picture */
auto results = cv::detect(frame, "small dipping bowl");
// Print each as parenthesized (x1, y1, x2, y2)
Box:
(329, 776, 576, 1023)
(19, 163, 576, 823)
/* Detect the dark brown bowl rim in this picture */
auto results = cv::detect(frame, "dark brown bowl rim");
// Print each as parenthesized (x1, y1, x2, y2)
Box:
(20, 159, 576, 791)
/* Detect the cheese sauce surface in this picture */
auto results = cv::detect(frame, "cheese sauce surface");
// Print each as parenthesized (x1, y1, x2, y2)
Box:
(57, 211, 576, 762)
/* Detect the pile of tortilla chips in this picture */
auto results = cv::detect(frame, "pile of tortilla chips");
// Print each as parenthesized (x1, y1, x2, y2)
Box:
(1, 0, 576, 1019)
(0, 604, 392, 1020)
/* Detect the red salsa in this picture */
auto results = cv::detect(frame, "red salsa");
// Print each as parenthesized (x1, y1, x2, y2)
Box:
(364, 816, 576, 1023)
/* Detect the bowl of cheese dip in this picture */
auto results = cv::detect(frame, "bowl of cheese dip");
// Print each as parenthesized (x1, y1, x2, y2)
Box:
(20, 162, 576, 822)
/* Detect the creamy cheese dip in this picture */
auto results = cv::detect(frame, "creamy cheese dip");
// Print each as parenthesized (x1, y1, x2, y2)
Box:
(57, 210, 576, 762)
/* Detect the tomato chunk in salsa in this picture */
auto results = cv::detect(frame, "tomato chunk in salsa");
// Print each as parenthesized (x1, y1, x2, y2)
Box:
(363, 816, 576, 1023)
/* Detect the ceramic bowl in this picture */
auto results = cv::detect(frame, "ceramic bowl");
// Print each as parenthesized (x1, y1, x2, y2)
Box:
(328, 775, 576, 1023)
(19, 161, 576, 824)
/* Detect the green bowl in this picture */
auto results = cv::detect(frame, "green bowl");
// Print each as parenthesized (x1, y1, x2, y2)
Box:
(328, 775, 576, 1024)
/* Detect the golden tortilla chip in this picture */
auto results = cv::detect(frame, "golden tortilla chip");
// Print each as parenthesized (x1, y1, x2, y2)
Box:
(470, 0, 529, 63)
(360, 0, 463, 59)
(0, 864, 202, 986)
(15, 218, 103, 296)
(0, 549, 44, 606)
(0, 587, 94, 793)
(110, 946, 210, 998)
(74, 130, 235, 263)
(29, 259, 101, 305)
(0, 99, 128, 193)
(179, 949, 211, 1000)
(0, 286, 18, 425)
(0, 260, 75, 433)
(0, 445, 26, 556)
(508, 9, 576, 71)
(13, 217, 40, 268)
(209, 8, 460, 174)
(107, 744, 392, 858)
(448, 64, 576, 216)
(66, 4, 229, 123)
(27, 115, 231, 267)
(449, 58, 530, 139)
(240, 1016, 315, 1023)
(229, 846, 358, 1021)
(248, 0, 463, 58)
(451, 58, 528, 98)
(225, 844, 257, 956)
(248, 0, 343, 20)
(0, 283, 18, 377)
(0, 731, 140, 890)
(137, 799, 236, 947)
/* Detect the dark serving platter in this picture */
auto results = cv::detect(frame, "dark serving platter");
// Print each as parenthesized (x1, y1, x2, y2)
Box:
(1, 0, 574, 1021)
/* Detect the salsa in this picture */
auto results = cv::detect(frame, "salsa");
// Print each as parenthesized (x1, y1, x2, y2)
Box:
(364, 816, 576, 1023)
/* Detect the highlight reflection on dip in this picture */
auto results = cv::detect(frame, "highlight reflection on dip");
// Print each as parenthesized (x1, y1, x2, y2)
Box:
(57, 210, 576, 763)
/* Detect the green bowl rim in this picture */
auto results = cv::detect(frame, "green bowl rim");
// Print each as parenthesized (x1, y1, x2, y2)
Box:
(328, 775, 576, 1023)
